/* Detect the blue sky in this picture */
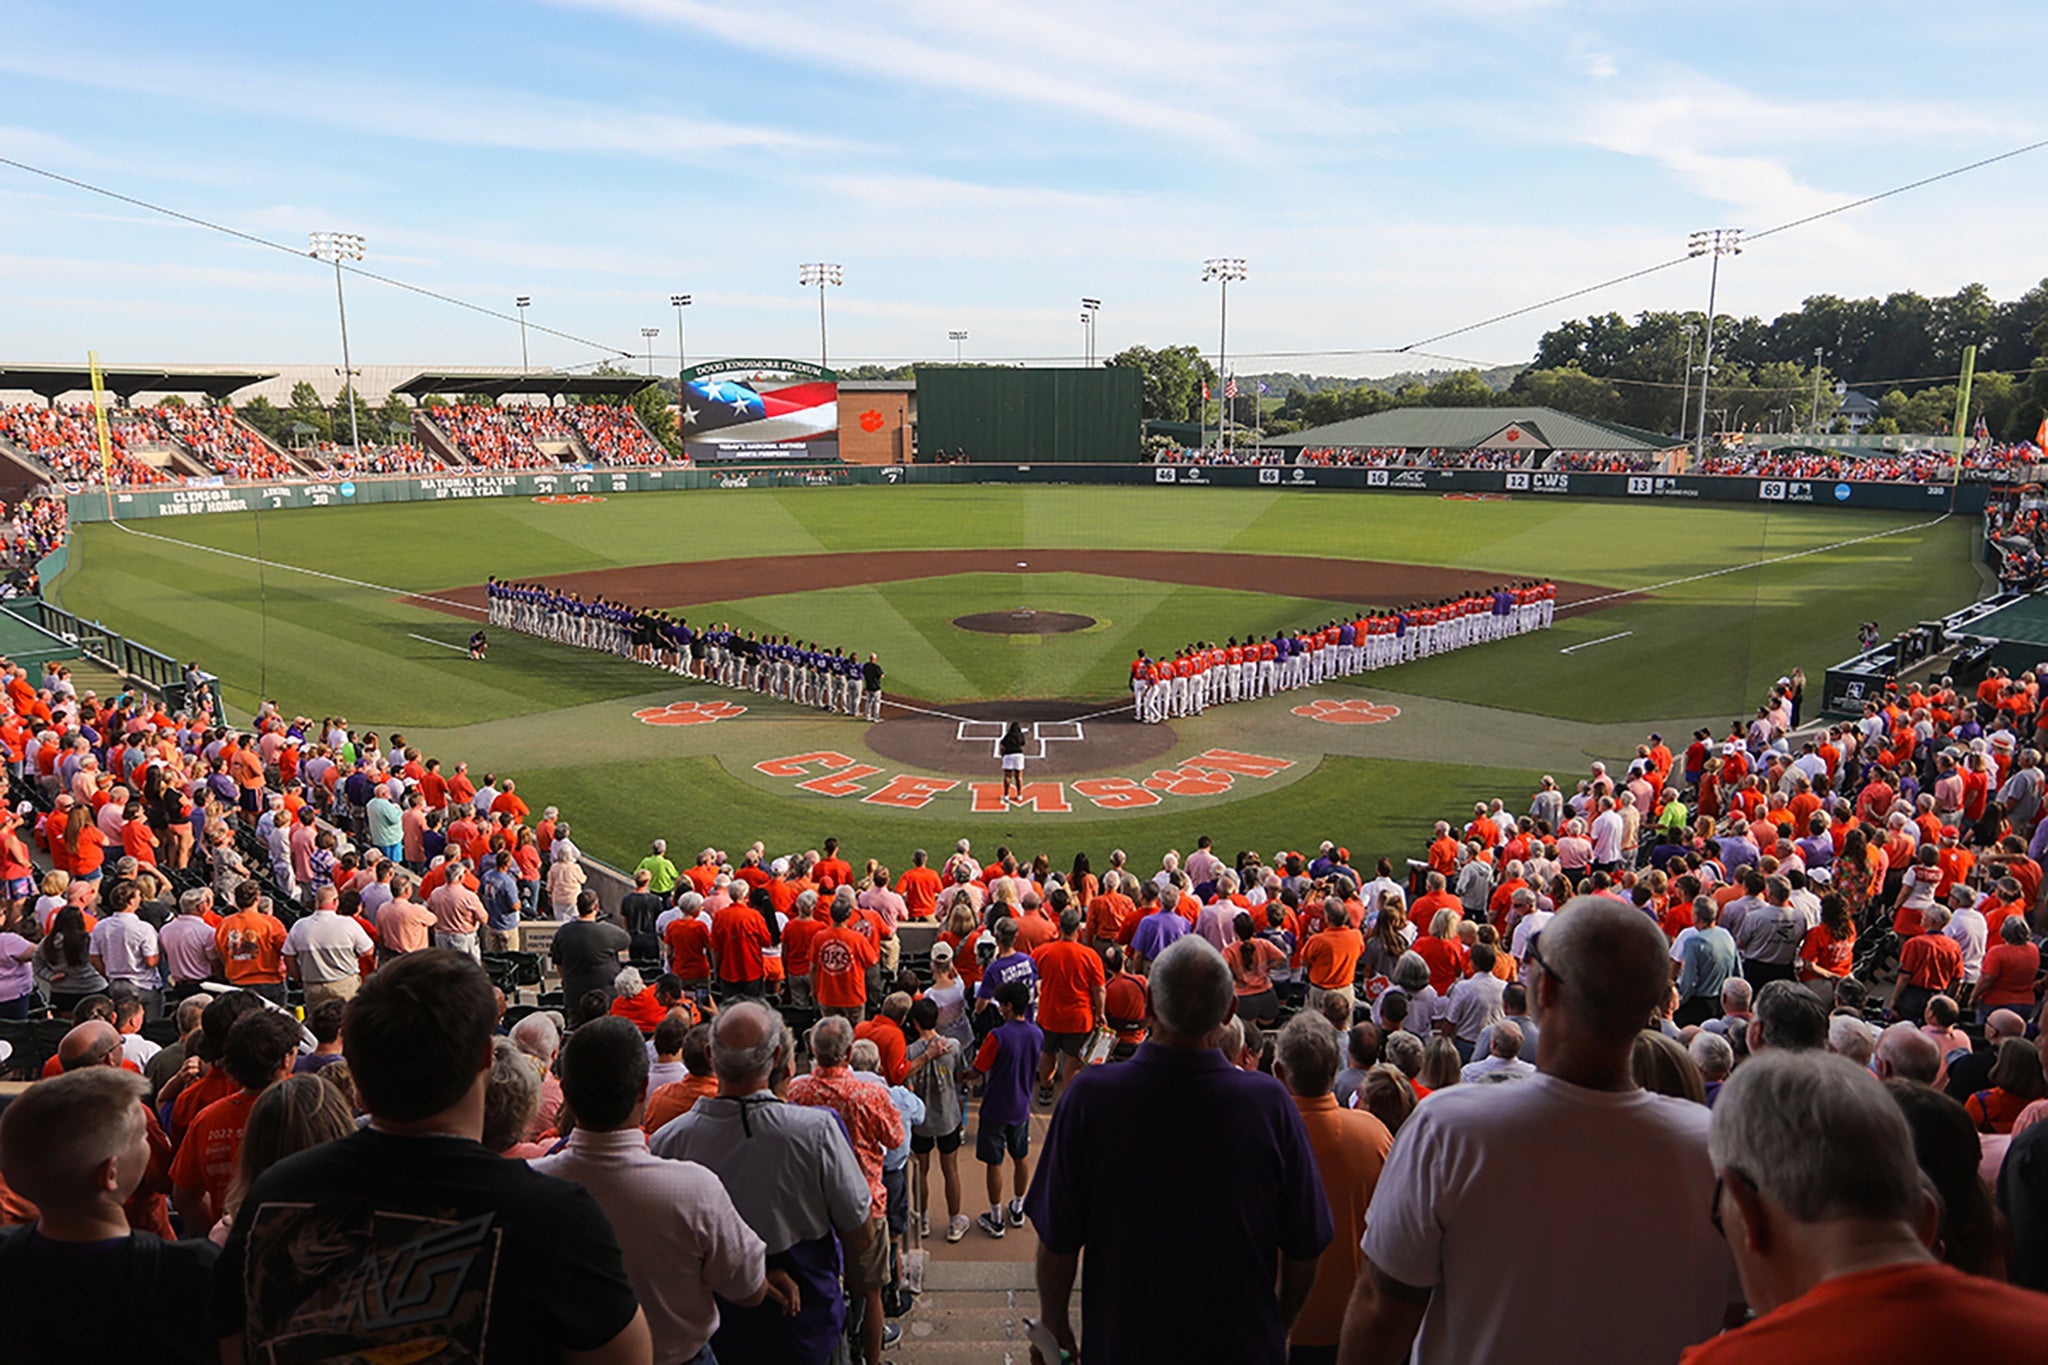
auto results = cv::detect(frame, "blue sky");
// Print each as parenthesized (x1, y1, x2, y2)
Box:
(2, 0, 2044, 380)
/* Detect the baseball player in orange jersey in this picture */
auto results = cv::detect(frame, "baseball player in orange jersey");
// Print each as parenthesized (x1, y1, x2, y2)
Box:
(1226, 639, 1246, 701)
(1255, 636, 1277, 697)
(1542, 579, 1556, 627)
(1130, 651, 1149, 719)
(1171, 651, 1192, 718)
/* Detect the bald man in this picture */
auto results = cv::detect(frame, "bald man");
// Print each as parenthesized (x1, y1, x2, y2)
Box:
(1340, 896, 1741, 1365)
(54, 1020, 177, 1238)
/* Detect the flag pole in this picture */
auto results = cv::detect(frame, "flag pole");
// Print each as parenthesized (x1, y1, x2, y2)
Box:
(1950, 344, 1975, 488)
(88, 350, 115, 522)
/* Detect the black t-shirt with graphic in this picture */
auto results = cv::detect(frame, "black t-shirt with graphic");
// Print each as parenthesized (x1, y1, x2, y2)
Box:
(213, 1127, 638, 1363)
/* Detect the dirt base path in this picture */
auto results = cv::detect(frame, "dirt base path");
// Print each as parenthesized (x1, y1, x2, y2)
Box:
(411, 549, 1631, 615)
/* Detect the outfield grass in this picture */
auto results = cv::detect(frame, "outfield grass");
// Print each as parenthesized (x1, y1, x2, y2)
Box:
(49, 487, 1983, 870)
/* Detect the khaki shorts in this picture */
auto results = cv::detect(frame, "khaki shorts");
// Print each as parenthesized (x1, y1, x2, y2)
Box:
(844, 1213, 890, 1293)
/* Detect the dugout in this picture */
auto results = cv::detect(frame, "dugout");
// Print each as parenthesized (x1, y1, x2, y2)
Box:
(917, 367, 1142, 464)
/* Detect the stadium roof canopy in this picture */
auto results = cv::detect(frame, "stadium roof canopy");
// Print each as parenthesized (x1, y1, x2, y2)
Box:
(0, 363, 276, 403)
(390, 372, 651, 401)
(1269, 405, 1678, 452)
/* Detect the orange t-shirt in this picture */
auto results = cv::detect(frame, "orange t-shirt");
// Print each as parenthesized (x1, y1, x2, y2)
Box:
(810, 925, 876, 1008)
(169, 1066, 238, 1144)
(664, 916, 714, 981)
(896, 866, 942, 918)
(642, 1074, 719, 1133)
(1678, 1261, 2048, 1365)
(120, 820, 159, 865)
(1032, 940, 1105, 1034)
(215, 910, 286, 985)
(1301, 926, 1364, 991)
(168, 1087, 259, 1224)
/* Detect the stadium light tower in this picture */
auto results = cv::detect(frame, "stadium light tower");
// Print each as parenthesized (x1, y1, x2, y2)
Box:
(1687, 229, 1741, 463)
(308, 231, 366, 455)
(799, 263, 843, 369)
(1202, 258, 1247, 452)
(515, 296, 531, 381)
(948, 329, 967, 362)
(1810, 346, 1825, 433)
(670, 294, 691, 374)
(1080, 297, 1101, 366)
(1676, 322, 1697, 439)
(640, 327, 660, 377)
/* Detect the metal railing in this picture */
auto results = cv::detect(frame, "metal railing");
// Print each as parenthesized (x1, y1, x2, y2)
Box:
(5, 598, 222, 715)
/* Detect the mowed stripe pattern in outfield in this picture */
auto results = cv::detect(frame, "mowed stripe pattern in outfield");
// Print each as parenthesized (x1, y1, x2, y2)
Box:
(411, 549, 1627, 613)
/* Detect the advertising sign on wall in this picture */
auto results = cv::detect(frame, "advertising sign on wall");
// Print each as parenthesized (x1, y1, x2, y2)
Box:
(678, 358, 839, 462)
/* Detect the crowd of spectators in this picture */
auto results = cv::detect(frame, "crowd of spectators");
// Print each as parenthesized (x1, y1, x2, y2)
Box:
(432, 403, 675, 471)
(1699, 442, 2043, 484)
(560, 405, 670, 465)
(152, 406, 296, 482)
(303, 441, 440, 476)
(0, 404, 169, 485)
(431, 403, 553, 468)
(0, 496, 66, 588)
(14, 621, 2048, 1358)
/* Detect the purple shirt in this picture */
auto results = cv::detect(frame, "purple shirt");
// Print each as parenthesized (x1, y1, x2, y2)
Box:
(1024, 1043, 1334, 1363)
(975, 1018, 1043, 1128)
(975, 951, 1039, 1019)
(1129, 909, 1189, 962)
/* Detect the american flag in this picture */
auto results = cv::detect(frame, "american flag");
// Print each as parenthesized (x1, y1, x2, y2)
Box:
(1225, 378, 1239, 399)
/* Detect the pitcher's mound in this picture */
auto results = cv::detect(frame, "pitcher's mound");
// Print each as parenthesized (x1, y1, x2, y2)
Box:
(953, 610, 1095, 636)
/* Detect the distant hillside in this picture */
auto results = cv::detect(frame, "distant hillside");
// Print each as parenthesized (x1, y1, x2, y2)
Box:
(1241, 364, 1525, 397)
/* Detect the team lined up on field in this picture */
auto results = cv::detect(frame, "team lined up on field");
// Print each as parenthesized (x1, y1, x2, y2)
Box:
(485, 577, 886, 720)
(1128, 581, 1557, 723)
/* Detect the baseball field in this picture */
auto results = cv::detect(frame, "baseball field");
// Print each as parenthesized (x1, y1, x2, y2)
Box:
(49, 485, 1981, 870)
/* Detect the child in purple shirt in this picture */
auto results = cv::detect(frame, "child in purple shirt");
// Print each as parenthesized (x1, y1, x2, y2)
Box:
(971, 981, 1043, 1238)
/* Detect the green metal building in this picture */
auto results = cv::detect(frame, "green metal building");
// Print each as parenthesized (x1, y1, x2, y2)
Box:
(917, 367, 1143, 464)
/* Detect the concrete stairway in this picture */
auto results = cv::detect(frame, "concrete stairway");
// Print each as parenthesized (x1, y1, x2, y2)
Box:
(895, 1258, 1069, 1364)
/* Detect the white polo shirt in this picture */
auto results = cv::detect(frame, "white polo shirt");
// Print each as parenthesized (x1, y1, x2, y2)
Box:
(87, 911, 160, 989)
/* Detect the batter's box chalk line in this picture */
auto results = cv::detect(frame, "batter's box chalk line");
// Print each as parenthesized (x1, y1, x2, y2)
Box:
(954, 720, 1089, 759)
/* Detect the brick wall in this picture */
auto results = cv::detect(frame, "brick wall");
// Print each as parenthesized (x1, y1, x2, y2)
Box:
(838, 391, 910, 465)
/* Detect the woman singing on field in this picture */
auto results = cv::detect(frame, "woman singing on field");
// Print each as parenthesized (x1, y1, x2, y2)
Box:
(999, 721, 1027, 800)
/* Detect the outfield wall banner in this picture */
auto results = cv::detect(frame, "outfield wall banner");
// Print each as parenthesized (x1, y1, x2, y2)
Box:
(677, 358, 838, 462)
(65, 463, 1993, 522)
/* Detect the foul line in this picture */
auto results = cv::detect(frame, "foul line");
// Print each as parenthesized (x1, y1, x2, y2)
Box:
(880, 697, 978, 724)
(406, 632, 469, 652)
(107, 518, 486, 615)
(1558, 631, 1633, 655)
(1557, 512, 1952, 612)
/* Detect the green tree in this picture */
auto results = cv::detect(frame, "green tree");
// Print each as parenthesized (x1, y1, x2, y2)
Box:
(631, 383, 681, 456)
(1509, 365, 1620, 420)
(237, 396, 286, 441)
(286, 381, 331, 443)
(376, 394, 415, 446)
(1106, 344, 1217, 422)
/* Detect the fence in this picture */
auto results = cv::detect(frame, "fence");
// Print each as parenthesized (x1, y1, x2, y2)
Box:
(4, 598, 221, 715)
(61, 460, 1998, 521)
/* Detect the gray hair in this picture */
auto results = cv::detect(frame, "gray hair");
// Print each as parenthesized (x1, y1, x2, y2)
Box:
(676, 891, 704, 916)
(1149, 937, 1235, 1039)
(481, 1037, 541, 1153)
(1875, 1022, 1941, 1084)
(509, 1013, 560, 1062)
(1274, 1012, 1341, 1098)
(1689, 1029, 1734, 1081)
(809, 1014, 854, 1068)
(178, 888, 211, 916)
(1827, 1014, 1877, 1066)
(1489, 1020, 1524, 1060)
(1720, 978, 1752, 1012)
(1709, 1050, 1921, 1223)
(710, 1002, 783, 1086)
(1392, 951, 1432, 994)
(1383, 1030, 1425, 1077)
(795, 889, 819, 916)
(849, 1038, 881, 1074)
(613, 966, 645, 998)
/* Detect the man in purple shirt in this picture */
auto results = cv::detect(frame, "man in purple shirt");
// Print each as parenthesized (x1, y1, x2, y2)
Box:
(1128, 893, 1189, 968)
(973, 918, 1038, 1024)
(971, 981, 1042, 1239)
(1026, 937, 1332, 1363)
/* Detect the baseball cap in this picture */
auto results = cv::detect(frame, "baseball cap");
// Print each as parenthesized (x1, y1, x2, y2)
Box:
(930, 941, 954, 962)
(1941, 825, 1960, 839)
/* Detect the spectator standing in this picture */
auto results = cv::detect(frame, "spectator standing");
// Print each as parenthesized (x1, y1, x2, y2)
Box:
(1675, 898, 1741, 1027)
(554, 890, 631, 1008)
(87, 878, 161, 1019)
(905, 996, 968, 1243)
(787, 1015, 906, 1365)
(971, 980, 1042, 1238)
(1032, 907, 1105, 1105)
(535, 1016, 791, 1365)
(1277, 1011, 1393, 1365)
(637, 839, 680, 896)
(213, 883, 287, 1004)
(281, 885, 372, 1006)
(1339, 896, 1737, 1365)
(480, 850, 522, 952)
(710, 887, 773, 1000)
(168, 1008, 302, 1230)
(0, 1069, 219, 1364)
(1026, 937, 1331, 1363)
(212, 951, 648, 1362)
(650, 1003, 875, 1365)
(427, 857, 487, 962)
(1695, 1050, 2048, 1362)
(159, 888, 220, 1002)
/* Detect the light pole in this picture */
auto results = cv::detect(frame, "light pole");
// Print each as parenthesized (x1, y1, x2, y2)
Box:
(670, 294, 691, 375)
(1687, 228, 1741, 463)
(948, 330, 967, 363)
(640, 328, 660, 377)
(1202, 259, 1247, 452)
(1677, 322, 1697, 439)
(1080, 297, 1101, 366)
(308, 231, 365, 455)
(798, 263, 843, 369)
(1809, 346, 1824, 433)
(515, 295, 531, 382)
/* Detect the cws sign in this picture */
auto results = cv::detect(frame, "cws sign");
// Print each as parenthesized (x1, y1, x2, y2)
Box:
(679, 358, 839, 463)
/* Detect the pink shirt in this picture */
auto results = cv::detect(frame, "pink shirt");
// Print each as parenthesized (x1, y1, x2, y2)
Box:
(378, 898, 435, 954)
(160, 915, 219, 985)
(427, 882, 487, 935)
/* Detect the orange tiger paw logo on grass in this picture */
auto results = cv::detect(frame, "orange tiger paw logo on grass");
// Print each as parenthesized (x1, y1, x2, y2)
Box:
(1292, 698, 1402, 725)
(633, 700, 748, 725)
